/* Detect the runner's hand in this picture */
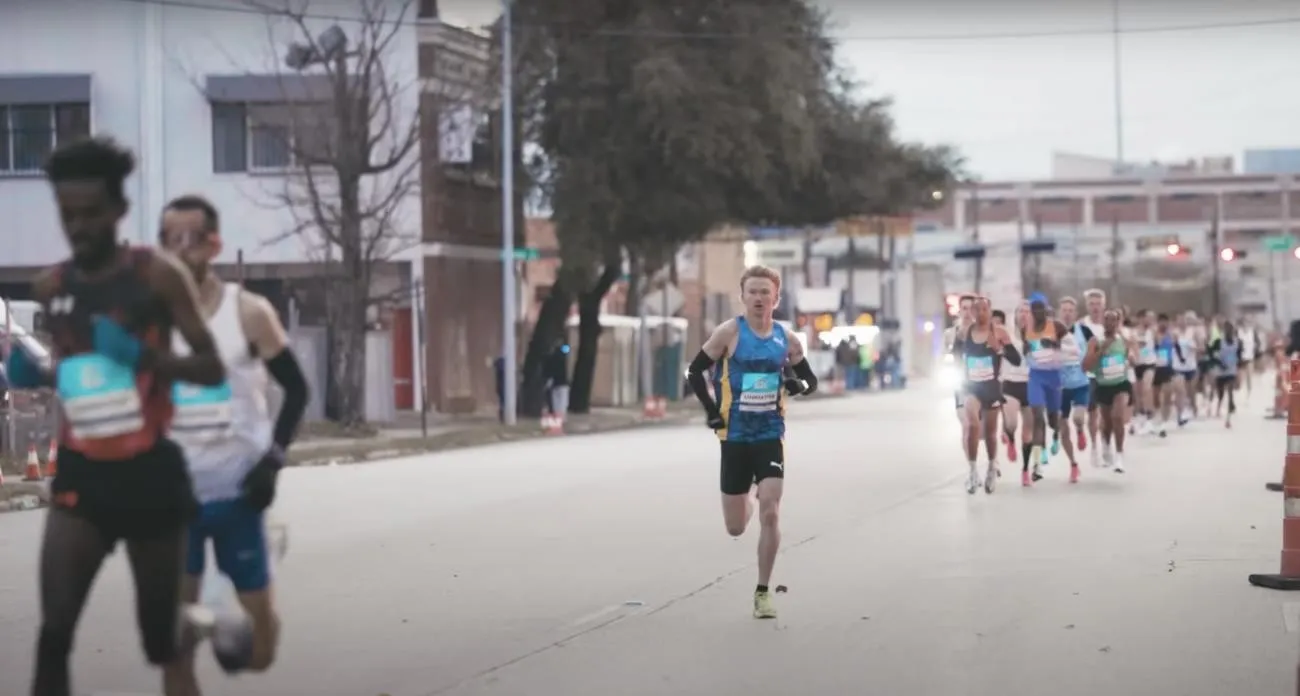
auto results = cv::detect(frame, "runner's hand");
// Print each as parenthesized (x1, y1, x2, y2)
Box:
(241, 446, 285, 511)
(706, 412, 726, 431)
(783, 377, 808, 396)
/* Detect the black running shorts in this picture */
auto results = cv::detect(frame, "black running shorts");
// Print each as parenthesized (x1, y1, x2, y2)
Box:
(719, 440, 784, 496)
(51, 438, 196, 542)
(963, 380, 1003, 410)
(1001, 380, 1028, 405)
(1094, 381, 1133, 407)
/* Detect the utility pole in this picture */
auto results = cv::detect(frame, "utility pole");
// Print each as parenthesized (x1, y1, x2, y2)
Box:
(499, 0, 518, 424)
(971, 184, 983, 293)
(1211, 200, 1222, 316)
(1109, 216, 1120, 304)
(1112, 0, 1125, 164)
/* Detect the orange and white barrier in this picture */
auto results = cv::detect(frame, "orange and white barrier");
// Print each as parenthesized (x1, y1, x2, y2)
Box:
(22, 444, 41, 481)
(45, 440, 57, 478)
(1249, 357, 1300, 590)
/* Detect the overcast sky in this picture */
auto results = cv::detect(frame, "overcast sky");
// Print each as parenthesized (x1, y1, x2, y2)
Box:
(438, 0, 1300, 181)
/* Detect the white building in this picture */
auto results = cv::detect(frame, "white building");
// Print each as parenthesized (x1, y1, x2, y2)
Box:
(0, 0, 421, 276)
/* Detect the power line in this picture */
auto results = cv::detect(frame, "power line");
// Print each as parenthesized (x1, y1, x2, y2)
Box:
(510, 16, 1300, 43)
(93, 0, 1300, 42)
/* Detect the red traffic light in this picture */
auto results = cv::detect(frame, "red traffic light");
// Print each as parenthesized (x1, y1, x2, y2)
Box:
(1220, 248, 1236, 262)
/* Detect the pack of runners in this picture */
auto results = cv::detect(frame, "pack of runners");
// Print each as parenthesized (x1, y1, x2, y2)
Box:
(945, 290, 1269, 494)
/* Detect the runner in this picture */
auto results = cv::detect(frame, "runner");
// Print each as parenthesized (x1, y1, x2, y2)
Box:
(1054, 297, 1093, 483)
(1239, 315, 1259, 399)
(685, 265, 816, 619)
(993, 308, 1029, 474)
(1083, 309, 1134, 473)
(156, 196, 310, 694)
(944, 294, 976, 423)
(1023, 293, 1068, 477)
(953, 297, 1021, 494)
(1172, 312, 1199, 425)
(1209, 320, 1243, 428)
(1151, 313, 1177, 438)
(1130, 310, 1158, 434)
(1078, 289, 1107, 467)
(7, 136, 226, 696)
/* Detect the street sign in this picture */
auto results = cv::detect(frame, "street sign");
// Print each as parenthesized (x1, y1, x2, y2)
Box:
(512, 247, 540, 260)
(1264, 235, 1295, 252)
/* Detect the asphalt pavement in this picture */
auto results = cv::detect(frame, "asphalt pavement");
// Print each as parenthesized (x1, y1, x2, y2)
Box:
(0, 384, 1294, 695)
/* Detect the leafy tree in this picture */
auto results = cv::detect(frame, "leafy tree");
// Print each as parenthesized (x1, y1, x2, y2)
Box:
(506, 0, 959, 417)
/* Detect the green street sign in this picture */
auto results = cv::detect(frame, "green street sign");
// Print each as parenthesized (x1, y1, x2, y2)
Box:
(511, 247, 541, 261)
(1264, 235, 1295, 252)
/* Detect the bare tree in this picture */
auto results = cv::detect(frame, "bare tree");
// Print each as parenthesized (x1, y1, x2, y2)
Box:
(235, 0, 440, 426)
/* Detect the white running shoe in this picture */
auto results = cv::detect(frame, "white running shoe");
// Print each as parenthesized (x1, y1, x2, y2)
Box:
(1090, 445, 1101, 468)
(984, 462, 998, 494)
(966, 468, 980, 494)
(1101, 444, 1114, 468)
(1113, 454, 1125, 473)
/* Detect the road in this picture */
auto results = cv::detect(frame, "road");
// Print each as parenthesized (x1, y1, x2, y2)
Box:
(0, 385, 1294, 695)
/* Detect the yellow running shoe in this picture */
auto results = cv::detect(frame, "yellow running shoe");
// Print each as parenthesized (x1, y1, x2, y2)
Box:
(753, 590, 777, 619)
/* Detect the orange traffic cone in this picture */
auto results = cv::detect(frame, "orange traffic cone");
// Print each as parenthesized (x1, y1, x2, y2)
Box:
(23, 444, 41, 481)
(45, 440, 57, 478)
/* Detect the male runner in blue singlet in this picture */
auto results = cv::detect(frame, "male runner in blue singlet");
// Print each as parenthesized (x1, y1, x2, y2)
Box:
(685, 265, 818, 619)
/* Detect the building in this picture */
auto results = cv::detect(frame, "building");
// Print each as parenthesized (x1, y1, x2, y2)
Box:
(0, 0, 425, 415)
(416, 15, 525, 414)
(911, 167, 1298, 320)
(1244, 148, 1300, 175)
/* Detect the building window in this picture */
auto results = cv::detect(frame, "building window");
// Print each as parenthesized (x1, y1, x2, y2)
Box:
(211, 102, 336, 173)
(0, 103, 90, 174)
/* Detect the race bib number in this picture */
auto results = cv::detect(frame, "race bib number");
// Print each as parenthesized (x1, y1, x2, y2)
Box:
(1140, 345, 1155, 362)
(965, 355, 995, 382)
(171, 381, 235, 443)
(56, 354, 144, 440)
(1100, 354, 1126, 380)
(1156, 348, 1171, 367)
(1028, 339, 1056, 366)
(738, 372, 780, 412)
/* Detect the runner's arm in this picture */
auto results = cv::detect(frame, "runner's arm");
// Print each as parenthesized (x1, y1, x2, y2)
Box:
(685, 319, 737, 418)
(997, 328, 1022, 365)
(1082, 338, 1100, 371)
(240, 291, 309, 449)
(786, 332, 818, 395)
(146, 251, 225, 385)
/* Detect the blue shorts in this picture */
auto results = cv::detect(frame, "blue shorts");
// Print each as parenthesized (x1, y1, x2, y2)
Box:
(1027, 369, 1062, 411)
(185, 499, 270, 592)
(1061, 384, 1090, 415)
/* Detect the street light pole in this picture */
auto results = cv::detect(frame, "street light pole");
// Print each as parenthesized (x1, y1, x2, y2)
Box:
(500, 0, 518, 425)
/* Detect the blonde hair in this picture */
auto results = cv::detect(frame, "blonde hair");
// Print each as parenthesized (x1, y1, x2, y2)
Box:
(1059, 296, 1077, 307)
(740, 265, 781, 292)
(1083, 288, 1106, 301)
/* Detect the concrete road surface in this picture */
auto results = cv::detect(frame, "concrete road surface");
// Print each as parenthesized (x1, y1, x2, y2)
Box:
(0, 386, 1295, 695)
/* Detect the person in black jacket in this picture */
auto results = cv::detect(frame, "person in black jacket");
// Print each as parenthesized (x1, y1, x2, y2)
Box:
(544, 341, 571, 419)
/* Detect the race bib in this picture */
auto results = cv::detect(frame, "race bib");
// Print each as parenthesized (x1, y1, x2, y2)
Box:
(1139, 345, 1155, 362)
(1100, 354, 1126, 380)
(1156, 347, 1171, 367)
(56, 354, 144, 440)
(738, 372, 780, 412)
(171, 381, 234, 443)
(1028, 339, 1056, 366)
(965, 355, 995, 382)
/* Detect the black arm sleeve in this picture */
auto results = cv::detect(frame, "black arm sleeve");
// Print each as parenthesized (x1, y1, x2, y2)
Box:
(1173, 340, 1185, 363)
(686, 350, 721, 417)
(790, 357, 819, 394)
(1001, 343, 1022, 366)
(265, 348, 310, 449)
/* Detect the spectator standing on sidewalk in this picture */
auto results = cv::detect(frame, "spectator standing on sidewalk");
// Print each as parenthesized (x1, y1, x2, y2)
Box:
(857, 340, 875, 390)
(545, 341, 571, 419)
